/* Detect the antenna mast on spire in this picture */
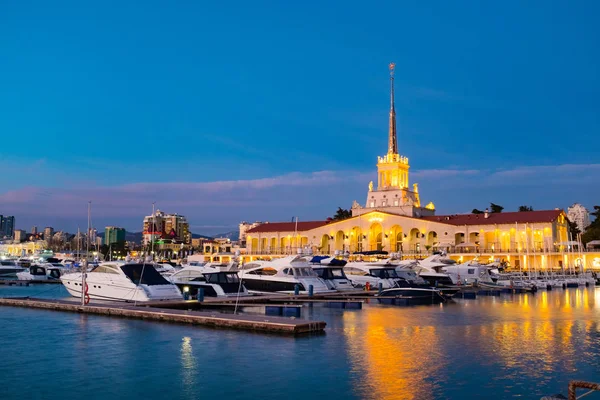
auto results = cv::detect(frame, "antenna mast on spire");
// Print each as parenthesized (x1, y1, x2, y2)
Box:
(388, 62, 398, 156)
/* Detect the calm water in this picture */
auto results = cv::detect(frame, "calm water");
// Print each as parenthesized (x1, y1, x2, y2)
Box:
(1, 284, 600, 400)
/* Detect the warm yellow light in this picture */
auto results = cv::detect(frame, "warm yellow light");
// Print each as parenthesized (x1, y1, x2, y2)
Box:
(183, 286, 189, 293)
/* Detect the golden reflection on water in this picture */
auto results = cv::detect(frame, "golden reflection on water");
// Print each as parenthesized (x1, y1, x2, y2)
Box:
(180, 336, 197, 388)
(343, 288, 600, 399)
(343, 306, 445, 400)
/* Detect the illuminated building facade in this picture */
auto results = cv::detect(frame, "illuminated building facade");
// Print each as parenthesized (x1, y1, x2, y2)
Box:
(242, 65, 597, 270)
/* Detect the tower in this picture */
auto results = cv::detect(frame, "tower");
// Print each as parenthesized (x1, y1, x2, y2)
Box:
(352, 63, 435, 218)
(377, 63, 411, 192)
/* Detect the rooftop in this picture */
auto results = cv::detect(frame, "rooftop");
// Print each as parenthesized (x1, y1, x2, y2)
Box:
(246, 221, 330, 234)
(422, 209, 563, 226)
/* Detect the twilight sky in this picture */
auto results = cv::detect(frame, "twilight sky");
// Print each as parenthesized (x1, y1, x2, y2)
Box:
(1, 1, 599, 235)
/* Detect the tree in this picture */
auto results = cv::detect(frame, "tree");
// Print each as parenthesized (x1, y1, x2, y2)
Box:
(472, 209, 484, 214)
(332, 207, 352, 221)
(100, 240, 129, 260)
(567, 217, 581, 239)
(490, 203, 504, 213)
(582, 205, 600, 244)
(518, 205, 534, 212)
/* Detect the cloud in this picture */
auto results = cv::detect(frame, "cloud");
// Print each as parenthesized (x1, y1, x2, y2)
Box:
(1, 163, 598, 233)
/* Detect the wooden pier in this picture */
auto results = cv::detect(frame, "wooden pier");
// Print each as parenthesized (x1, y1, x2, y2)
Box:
(0, 280, 61, 285)
(0, 297, 326, 335)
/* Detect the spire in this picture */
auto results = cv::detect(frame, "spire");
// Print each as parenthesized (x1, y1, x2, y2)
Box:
(388, 62, 397, 155)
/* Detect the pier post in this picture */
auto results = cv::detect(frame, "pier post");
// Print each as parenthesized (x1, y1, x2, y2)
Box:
(197, 288, 204, 302)
(308, 285, 314, 297)
(294, 284, 300, 296)
(378, 283, 383, 294)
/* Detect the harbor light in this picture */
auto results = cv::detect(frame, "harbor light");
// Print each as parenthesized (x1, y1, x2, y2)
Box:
(183, 286, 189, 293)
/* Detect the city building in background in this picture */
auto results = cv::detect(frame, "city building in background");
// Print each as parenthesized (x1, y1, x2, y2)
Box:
(43, 227, 54, 240)
(567, 203, 591, 234)
(31, 226, 38, 234)
(13, 229, 26, 242)
(104, 226, 126, 245)
(143, 210, 190, 245)
(0, 215, 15, 238)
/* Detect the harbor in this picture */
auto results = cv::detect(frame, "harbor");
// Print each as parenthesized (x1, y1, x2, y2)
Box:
(2, 1, 600, 399)
(1, 281, 600, 399)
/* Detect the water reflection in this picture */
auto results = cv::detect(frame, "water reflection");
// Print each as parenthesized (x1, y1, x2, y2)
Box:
(343, 306, 446, 400)
(342, 288, 600, 399)
(180, 336, 197, 392)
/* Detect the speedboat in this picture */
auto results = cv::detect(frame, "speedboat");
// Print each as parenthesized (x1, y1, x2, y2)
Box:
(239, 256, 330, 294)
(60, 262, 183, 302)
(17, 264, 63, 281)
(308, 256, 354, 291)
(0, 260, 26, 278)
(169, 265, 249, 297)
(344, 260, 402, 289)
(377, 279, 447, 303)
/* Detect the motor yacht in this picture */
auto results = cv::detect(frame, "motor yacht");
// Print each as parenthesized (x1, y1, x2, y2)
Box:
(377, 279, 447, 303)
(0, 260, 26, 278)
(344, 260, 402, 289)
(308, 256, 354, 291)
(239, 256, 330, 294)
(168, 265, 249, 297)
(17, 264, 63, 281)
(442, 261, 496, 285)
(409, 254, 456, 286)
(60, 262, 183, 302)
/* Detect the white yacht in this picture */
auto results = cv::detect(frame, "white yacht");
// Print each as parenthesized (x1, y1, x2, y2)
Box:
(60, 262, 183, 302)
(442, 261, 495, 285)
(169, 265, 249, 297)
(408, 254, 457, 286)
(239, 256, 330, 294)
(308, 256, 354, 291)
(17, 264, 63, 281)
(344, 260, 402, 289)
(0, 260, 26, 278)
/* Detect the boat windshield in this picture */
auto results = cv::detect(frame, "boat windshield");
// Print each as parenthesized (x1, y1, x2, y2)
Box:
(314, 268, 347, 279)
(120, 264, 171, 286)
(370, 268, 399, 279)
(206, 272, 240, 284)
(293, 267, 317, 277)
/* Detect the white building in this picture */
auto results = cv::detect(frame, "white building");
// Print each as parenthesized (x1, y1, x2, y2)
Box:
(567, 203, 590, 233)
(238, 221, 263, 246)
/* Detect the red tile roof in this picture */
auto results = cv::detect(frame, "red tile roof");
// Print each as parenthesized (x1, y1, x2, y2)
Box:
(246, 220, 330, 234)
(422, 209, 563, 226)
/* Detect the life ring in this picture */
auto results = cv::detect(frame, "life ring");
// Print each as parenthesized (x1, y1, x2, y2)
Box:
(84, 282, 90, 305)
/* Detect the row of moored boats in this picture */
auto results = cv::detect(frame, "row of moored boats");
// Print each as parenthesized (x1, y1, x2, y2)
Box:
(2, 252, 597, 303)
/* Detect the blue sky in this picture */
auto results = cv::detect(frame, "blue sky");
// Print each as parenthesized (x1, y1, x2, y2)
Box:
(0, 1, 598, 234)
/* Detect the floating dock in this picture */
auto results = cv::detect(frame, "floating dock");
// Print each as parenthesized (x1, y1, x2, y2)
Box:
(0, 280, 61, 285)
(0, 298, 325, 335)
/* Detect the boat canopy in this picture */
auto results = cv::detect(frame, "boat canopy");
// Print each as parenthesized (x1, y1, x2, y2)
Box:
(120, 264, 171, 286)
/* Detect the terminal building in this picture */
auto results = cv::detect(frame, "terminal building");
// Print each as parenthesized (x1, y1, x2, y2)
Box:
(242, 64, 599, 271)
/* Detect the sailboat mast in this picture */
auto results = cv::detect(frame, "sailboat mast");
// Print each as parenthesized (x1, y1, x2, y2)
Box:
(81, 201, 90, 306)
(151, 202, 155, 261)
